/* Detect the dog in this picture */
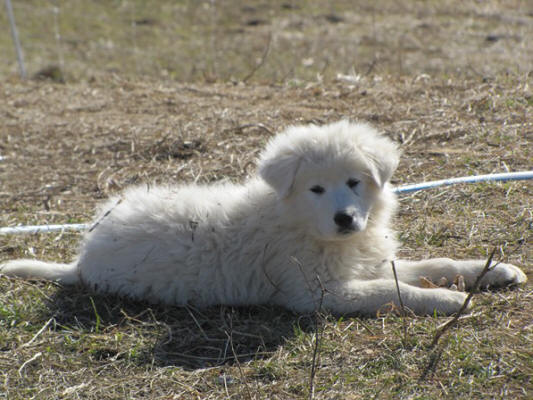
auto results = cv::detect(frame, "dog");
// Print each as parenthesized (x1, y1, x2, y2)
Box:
(0, 120, 527, 316)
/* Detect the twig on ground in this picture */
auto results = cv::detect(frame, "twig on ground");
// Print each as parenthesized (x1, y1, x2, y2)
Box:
(418, 346, 444, 381)
(223, 123, 274, 136)
(291, 257, 329, 399)
(242, 32, 272, 83)
(309, 275, 326, 400)
(18, 352, 42, 378)
(390, 261, 405, 312)
(89, 297, 102, 333)
(356, 318, 376, 336)
(20, 317, 55, 348)
(429, 248, 497, 348)
(391, 260, 409, 344)
(145, 308, 174, 346)
(224, 308, 254, 400)
(419, 248, 501, 380)
(185, 306, 210, 341)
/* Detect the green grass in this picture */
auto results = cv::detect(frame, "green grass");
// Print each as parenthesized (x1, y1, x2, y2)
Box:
(2, 0, 531, 83)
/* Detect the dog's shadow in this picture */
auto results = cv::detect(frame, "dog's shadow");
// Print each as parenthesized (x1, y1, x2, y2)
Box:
(47, 285, 314, 370)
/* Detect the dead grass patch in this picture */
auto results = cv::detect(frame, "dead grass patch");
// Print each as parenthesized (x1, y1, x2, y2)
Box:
(1, 73, 531, 399)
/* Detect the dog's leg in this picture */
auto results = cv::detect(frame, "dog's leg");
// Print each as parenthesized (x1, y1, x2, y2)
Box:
(391, 258, 527, 290)
(294, 279, 469, 316)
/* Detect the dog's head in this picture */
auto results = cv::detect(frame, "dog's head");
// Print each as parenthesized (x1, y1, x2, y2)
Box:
(258, 120, 399, 240)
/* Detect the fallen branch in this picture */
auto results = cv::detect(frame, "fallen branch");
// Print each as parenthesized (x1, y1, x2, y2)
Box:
(419, 248, 501, 381)
(429, 248, 497, 348)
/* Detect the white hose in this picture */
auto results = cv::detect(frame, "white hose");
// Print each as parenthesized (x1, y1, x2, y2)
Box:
(392, 170, 533, 194)
(1, 171, 532, 235)
(0, 223, 88, 235)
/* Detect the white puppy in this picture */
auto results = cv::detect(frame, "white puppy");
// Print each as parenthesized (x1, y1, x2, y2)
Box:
(0, 121, 526, 316)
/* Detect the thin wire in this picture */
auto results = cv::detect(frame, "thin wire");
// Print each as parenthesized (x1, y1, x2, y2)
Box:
(1, 171, 531, 235)
(5, 0, 26, 78)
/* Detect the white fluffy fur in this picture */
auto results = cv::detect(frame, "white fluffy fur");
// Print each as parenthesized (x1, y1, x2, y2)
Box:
(0, 120, 526, 316)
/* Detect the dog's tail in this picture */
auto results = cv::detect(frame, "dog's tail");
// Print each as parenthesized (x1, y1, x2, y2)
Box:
(0, 259, 79, 285)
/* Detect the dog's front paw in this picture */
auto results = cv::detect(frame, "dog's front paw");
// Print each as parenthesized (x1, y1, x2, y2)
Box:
(415, 288, 469, 316)
(481, 263, 527, 289)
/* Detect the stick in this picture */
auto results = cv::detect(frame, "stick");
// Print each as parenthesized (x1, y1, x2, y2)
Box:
(18, 352, 42, 378)
(391, 260, 409, 344)
(429, 248, 497, 348)
(309, 275, 326, 400)
(20, 317, 54, 348)
(242, 32, 272, 83)
(419, 249, 499, 380)
(224, 309, 253, 400)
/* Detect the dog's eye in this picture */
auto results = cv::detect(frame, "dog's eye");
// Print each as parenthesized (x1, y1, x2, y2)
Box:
(310, 185, 325, 194)
(346, 178, 360, 189)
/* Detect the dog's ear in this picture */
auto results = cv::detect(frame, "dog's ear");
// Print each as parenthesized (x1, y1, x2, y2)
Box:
(366, 152, 399, 188)
(360, 133, 400, 188)
(258, 148, 301, 198)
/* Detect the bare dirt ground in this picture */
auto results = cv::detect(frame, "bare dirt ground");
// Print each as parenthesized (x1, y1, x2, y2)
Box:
(0, 1, 532, 399)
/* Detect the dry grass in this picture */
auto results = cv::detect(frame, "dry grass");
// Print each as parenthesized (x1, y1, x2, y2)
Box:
(1, 0, 532, 399)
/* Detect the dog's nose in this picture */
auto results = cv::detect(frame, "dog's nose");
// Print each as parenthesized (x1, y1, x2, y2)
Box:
(334, 212, 354, 229)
